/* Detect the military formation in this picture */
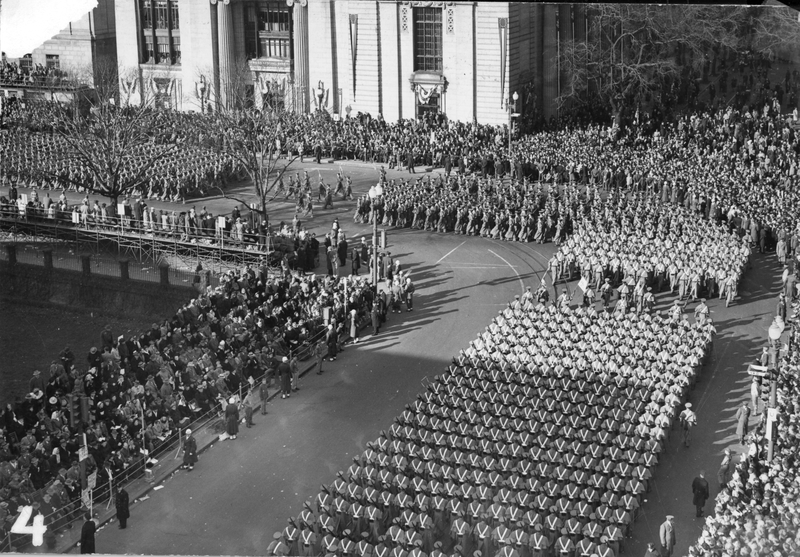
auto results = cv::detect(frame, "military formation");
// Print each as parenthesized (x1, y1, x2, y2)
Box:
(270, 286, 717, 557)
(0, 130, 235, 202)
(553, 191, 751, 308)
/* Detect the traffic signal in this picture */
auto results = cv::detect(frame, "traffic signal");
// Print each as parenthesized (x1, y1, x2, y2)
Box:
(68, 394, 81, 428)
(80, 396, 92, 425)
(768, 346, 778, 370)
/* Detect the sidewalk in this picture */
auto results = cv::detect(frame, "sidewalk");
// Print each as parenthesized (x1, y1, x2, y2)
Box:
(22, 308, 381, 554)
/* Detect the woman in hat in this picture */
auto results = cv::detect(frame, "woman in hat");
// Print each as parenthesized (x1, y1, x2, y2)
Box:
(225, 397, 239, 440)
(182, 429, 197, 471)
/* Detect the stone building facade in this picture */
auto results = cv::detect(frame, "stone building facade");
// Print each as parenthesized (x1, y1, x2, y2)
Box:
(113, 0, 587, 124)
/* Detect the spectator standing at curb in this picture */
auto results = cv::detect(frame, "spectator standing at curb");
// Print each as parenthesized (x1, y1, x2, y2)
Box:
(692, 471, 710, 517)
(259, 378, 270, 414)
(290, 353, 300, 392)
(225, 397, 239, 440)
(182, 429, 197, 471)
(243, 398, 254, 428)
(79, 512, 97, 554)
(314, 340, 326, 375)
(326, 324, 338, 362)
(371, 300, 381, 337)
(735, 400, 751, 444)
(349, 309, 360, 344)
(717, 448, 732, 492)
(279, 356, 292, 399)
(659, 515, 676, 557)
(404, 277, 415, 312)
(114, 485, 130, 529)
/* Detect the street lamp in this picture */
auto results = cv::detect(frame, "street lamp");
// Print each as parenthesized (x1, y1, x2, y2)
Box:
(368, 183, 384, 288)
(508, 91, 519, 158)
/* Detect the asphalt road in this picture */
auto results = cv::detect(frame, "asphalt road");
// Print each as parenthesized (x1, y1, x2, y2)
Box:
(89, 231, 553, 556)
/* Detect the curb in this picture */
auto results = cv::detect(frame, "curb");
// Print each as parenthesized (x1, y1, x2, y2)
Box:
(47, 356, 322, 554)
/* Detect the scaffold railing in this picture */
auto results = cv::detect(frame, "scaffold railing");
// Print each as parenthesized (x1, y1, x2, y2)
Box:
(0, 209, 294, 276)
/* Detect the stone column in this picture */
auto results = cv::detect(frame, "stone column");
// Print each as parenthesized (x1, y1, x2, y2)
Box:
(289, 0, 310, 113)
(212, 0, 234, 108)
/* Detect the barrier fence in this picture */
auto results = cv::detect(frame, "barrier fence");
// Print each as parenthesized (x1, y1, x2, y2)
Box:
(1, 322, 332, 552)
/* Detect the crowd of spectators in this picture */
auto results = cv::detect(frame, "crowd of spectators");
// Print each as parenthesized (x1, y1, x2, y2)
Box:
(0, 259, 380, 547)
(0, 56, 72, 88)
(688, 309, 800, 557)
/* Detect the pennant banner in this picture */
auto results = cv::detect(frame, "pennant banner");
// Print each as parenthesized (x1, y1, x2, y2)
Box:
(350, 15, 359, 102)
(498, 18, 508, 108)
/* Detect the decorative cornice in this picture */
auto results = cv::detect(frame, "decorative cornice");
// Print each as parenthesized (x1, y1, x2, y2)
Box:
(286, 0, 308, 6)
(209, 0, 231, 5)
(397, 1, 458, 6)
(387, 0, 468, 4)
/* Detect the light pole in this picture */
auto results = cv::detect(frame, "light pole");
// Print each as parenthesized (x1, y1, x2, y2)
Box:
(507, 91, 519, 158)
(368, 183, 383, 288)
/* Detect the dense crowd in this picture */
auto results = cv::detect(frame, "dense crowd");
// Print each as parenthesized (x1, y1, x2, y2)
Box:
(0, 259, 382, 543)
(0, 57, 71, 87)
(273, 284, 717, 557)
(688, 310, 800, 557)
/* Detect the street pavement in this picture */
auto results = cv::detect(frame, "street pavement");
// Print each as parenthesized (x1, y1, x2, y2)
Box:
(8, 161, 786, 556)
(88, 232, 552, 556)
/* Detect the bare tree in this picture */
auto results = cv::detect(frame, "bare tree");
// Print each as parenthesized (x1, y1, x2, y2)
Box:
(200, 57, 299, 224)
(558, 4, 747, 126)
(748, 6, 800, 63)
(4, 66, 182, 207)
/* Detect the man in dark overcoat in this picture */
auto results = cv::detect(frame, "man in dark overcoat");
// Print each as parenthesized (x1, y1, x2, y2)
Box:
(115, 486, 130, 529)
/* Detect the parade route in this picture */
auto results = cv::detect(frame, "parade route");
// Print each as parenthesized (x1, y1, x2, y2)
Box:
(3, 163, 788, 557)
(79, 228, 783, 557)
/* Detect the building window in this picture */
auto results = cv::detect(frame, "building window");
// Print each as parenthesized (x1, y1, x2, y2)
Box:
(142, 0, 153, 29)
(143, 36, 155, 63)
(46, 55, 60, 71)
(244, 1, 292, 60)
(157, 37, 170, 64)
(155, 0, 168, 29)
(172, 36, 181, 65)
(170, 1, 179, 29)
(413, 7, 442, 72)
(139, 0, 180, 65)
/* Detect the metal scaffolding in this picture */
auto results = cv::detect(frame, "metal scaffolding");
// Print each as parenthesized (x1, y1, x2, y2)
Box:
(0, 215, 286, 275)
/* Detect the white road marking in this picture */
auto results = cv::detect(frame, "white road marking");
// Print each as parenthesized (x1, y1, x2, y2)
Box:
(446, 265, 519, 269)
(488, 249, 525, 294)
(436, 241, 467, 264)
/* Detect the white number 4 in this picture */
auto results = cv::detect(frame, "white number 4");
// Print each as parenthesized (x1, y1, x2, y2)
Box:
(10, 505, 47, 547)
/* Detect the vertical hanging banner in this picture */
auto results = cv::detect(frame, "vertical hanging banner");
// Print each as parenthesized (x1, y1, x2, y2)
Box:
(498, 18, 508, 108)
(556, 8, 561, 101)
(350, 15, 359, 102)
